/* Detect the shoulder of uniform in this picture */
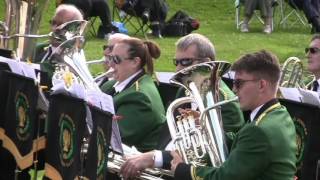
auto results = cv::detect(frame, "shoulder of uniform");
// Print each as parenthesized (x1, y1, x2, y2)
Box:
(255, 103, 282, 126)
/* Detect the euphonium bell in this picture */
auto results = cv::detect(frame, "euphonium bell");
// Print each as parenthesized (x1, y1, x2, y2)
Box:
(2, 0, 50, 60)
(167, 61, 237, 167)
(280, 57, 304, 88)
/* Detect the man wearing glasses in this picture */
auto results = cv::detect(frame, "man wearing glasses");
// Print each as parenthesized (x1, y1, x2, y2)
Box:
(171, 50, 297, 180)
(32, 4, 83, 79)
(119, 33, 245, 179)
(306, 34, 320, 92)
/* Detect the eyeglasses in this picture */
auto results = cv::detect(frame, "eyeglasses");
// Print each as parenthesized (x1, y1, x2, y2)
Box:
(105, 54, 132, 64)
(305, 47, 320, 54)
(103, 45, 114, 51)
(233, 79, 260, 89)
(173, 58, 206, 67)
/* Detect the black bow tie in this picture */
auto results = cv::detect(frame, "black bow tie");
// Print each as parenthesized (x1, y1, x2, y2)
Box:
(313, 81, 319, 92)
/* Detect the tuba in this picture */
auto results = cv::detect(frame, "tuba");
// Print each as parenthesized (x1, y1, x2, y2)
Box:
(1, 0, 50, 61)
(166, 61, 237, 167)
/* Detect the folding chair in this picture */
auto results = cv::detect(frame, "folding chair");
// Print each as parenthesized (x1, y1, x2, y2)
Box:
(112, 0, 149, 37)
(278, 0, 308, 28)
(88, 17, 98, 37)
(235, 0, 278, 30)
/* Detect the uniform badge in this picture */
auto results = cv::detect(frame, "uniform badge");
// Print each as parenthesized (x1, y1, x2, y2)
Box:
(15, 91, 31, 141)
(58, 113, 75, 167)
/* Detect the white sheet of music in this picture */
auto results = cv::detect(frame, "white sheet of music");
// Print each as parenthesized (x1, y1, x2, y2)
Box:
(279, 87, 320, 107)
(279, 87, 302, 102)
(298, 88, 320, 107)
(0, 56, 38, 79)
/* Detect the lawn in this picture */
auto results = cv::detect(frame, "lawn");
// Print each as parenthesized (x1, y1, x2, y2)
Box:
(0, 0, 313, 75)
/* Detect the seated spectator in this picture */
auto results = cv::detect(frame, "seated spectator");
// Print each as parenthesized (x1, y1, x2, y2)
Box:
(59, 0, 117, 39)
(116, 0, 168, 38)
(240, 0, 273, 34)
(289, 0, 320, 33)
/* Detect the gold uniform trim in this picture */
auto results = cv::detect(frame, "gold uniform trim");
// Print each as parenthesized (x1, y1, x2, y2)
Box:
(0, 128, 4, 140)
(255, 103, 281, 126)
(191, 166, 204, 180)
(2, 134, 33, 169)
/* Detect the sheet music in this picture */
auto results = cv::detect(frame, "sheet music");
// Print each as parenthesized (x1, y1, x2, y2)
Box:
(110, 121, 123, 154)
(0, 56, 38, 79)
(86, 90, 114, 114)
(279, 87, 302, 102)
(298, 88, 320, 107)
(279, 87, 320, 107)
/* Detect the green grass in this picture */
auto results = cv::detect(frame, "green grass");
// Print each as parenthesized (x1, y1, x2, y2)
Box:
(0, 0, 312, 74)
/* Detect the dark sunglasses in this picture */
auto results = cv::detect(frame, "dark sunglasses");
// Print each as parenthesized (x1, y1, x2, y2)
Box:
(173, 58, 205, 67)
(105, 54, 132, 64)
(233, 79, 260, 89)
(103, 45, 114, 51)
(305, 47, 320, 54)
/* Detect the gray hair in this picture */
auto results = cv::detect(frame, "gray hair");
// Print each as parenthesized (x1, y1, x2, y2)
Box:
(108, 33, 130, 44)
(175, 33, 216, 60)
(55, 4, 83, 21)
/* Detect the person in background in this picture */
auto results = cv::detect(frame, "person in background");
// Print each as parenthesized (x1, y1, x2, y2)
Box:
(240, 0, 273, 34)
(306, 34, 320, 92)
(100, 37, 166, 152)
(58, 0, 117, 39)
(116, 0, 168, 38)
(290, 0, 320, 33)
(171, 50, 297, 180)
(119, 33, 245, 179)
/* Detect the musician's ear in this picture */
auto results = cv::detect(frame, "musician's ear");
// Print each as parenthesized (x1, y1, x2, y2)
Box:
(259, 79, 267, 90)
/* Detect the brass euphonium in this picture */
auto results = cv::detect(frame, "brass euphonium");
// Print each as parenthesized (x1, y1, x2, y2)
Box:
(279, 57, 314, 88)
(167, 61, 238, 167)
(49, 20, 103, 91)
(280, 57, 304, 88)
(1, 0, 50, 61)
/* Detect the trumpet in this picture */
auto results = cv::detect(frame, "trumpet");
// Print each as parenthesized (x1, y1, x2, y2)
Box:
(167, 61, 235, 167)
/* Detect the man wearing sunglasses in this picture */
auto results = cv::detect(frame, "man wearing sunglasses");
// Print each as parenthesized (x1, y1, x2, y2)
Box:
(171, 50, 297, 180)
(119, 33, 245, 179)
(32, 4, 83, 79)
(306, 34, 320, 92)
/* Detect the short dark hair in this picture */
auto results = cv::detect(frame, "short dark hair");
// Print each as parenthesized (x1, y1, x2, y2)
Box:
(311, 34, 320, 42)
(231, 50, 280, 85)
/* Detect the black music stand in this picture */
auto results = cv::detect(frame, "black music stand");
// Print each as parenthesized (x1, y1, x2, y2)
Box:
(279, 98, 320, 180)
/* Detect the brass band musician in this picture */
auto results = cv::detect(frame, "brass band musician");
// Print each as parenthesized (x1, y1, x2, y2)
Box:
(32, 4, 84, 78)
(119, 33, 245, 179)
(306, 34, 320, 92)
(100, 37, 167, 152)
(170, 50, 297, 180)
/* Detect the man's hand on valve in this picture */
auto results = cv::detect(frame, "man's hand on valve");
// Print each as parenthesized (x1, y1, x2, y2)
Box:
(170, 150, 184, 173)
(120, 151, 155, 179)
(178, 108, 200, 125)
